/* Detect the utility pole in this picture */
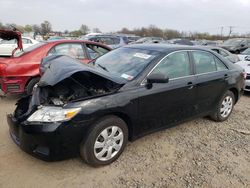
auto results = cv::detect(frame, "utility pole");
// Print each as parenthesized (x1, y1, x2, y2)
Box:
(228, 26, 234, 37)
(220, 26, 223, 40)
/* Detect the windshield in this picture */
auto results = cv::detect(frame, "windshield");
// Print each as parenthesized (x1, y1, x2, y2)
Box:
(242, 48, 250, 55)
(14, 42, 46, 57)
(224, 39, 243, 45)
(93, 47, 161, 81)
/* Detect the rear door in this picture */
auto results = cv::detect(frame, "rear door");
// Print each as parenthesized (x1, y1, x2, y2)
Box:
(191, 50, 229, 114)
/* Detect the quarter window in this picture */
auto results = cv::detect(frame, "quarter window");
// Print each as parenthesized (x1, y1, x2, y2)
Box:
(151, 51, 191, 79)
(219, 49, 229, 57)
(215, 58, 228, 71)
(86, 44, 109, 59)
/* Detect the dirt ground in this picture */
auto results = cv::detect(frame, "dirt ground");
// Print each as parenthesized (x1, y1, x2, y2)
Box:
(0, 94, 249, 188)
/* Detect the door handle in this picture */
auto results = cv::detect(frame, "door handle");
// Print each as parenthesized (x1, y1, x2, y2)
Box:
(224, 74, 229, 79)
(187, 82, 194, 90)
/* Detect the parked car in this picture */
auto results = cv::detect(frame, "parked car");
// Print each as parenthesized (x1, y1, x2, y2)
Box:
(235, 60, 250, 91)
(132, 37, 165, 44)
(238, 48, 250, 61)
(220, 38, 250, 54)
(168, 38, 194, 46)
(80, 35, 127, 49)
(7, 44, 245, 166)
(204, 46, 240, 63)
(0, 36, 39, 56)
(0, 40, 111, 95)
(47, 36, 65, 41)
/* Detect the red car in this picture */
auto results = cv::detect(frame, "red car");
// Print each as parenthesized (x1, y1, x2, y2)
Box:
(0, 36, 111, 94)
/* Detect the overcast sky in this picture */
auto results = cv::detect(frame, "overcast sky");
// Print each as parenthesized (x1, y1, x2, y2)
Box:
(1, 0, 250, 34)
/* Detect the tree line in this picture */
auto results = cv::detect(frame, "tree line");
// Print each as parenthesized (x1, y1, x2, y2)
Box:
(1, 21, 249, 40)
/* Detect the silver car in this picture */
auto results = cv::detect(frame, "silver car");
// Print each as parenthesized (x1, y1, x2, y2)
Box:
(204, 46, 240, 63)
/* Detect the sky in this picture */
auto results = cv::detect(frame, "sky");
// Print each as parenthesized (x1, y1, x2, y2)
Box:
(1, 0, 250, 35)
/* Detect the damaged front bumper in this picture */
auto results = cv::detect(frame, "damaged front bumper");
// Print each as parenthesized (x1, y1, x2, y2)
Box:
(7, 114, 89, 161)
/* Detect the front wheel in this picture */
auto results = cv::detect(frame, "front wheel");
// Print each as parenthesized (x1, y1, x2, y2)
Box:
(210, 91, 235, 122)
(25, 77, 40, 95)
(80, 116, 128, 166)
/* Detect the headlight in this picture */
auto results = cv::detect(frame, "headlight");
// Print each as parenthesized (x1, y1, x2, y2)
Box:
(27, 106, 81, 123)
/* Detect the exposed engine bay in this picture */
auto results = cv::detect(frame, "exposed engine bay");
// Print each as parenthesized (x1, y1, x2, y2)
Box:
(40, 71, 121, 106)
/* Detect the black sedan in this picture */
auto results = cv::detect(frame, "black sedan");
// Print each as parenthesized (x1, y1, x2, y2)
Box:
(7, 44, 245, 166)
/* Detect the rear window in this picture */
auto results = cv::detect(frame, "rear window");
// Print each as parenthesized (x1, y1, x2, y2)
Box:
(14, 42, 46, 57)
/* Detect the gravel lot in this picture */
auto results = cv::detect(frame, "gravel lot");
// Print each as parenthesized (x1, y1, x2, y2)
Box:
(0, 94, 249, 188)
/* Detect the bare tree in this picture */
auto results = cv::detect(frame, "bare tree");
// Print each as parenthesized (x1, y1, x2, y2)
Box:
(32, 24, 41, 34)
(40, 20, 52, 35)
(80, 24, 90, 35)
(24, 25, 33, 33)
(92, 28, 101, 33)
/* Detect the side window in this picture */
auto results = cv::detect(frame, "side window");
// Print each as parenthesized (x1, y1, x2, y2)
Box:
(113, 37, 120, 44)
(22, 38, 31, 44)
(151, 51, 191, 79)
(192, 51, 217, 74)
(215, 58, 228, 71)
(48, 43, 86, 59)
(100, 37, 114, 45)
(86, 44, 109, 59)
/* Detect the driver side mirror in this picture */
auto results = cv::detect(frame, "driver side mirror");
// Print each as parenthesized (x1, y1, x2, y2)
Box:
(146, 73, 169, 89)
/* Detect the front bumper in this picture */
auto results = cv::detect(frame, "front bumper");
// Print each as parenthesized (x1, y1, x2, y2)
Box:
(7, 114, 86, 161)
(244, 79, 250, 91)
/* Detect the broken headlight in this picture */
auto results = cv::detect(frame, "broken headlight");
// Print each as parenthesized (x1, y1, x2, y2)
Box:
(27, 106, 81, 123)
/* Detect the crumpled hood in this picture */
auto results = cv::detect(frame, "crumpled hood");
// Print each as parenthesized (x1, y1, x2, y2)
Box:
(0, 29, 23, 51)
(39, 55, 126, 87)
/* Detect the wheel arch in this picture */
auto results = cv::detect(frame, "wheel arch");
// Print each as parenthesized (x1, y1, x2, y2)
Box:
(228, 87, 239, 104)
(110, 112, 134, 141)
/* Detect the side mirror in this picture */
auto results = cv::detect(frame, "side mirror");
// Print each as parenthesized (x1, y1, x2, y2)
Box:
(241, 44, 245, 47)
(146, 73, 169, 89)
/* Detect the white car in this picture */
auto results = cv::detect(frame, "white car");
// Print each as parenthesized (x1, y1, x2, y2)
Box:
(238, 48, 250, 61)
(236, 61, 250, 91)
(0, 37, 39, 56)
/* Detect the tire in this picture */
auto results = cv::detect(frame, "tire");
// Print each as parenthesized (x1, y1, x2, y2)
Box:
(210, 91, 235, 122)
(80, 115, 128, 166)
(25, 77, 40, 95)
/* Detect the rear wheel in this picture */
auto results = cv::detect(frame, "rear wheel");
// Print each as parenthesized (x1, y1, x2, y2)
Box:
(25, 77, 40, 95)
(80, 116, 128, 166)
(210, 91, 235, 122)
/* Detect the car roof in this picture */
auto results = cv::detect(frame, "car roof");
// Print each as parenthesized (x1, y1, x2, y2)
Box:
(125, 44, 211, 53)
(46, 39, 112, 49)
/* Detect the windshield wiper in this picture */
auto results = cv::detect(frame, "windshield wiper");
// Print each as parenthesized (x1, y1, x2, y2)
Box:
(97, 64, 109, 72)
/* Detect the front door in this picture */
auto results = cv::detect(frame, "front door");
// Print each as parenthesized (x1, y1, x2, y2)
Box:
(136, 51, 197, 136)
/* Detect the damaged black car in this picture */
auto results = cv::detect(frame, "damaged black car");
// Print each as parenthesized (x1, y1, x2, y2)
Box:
(7, 44, 245, 166)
